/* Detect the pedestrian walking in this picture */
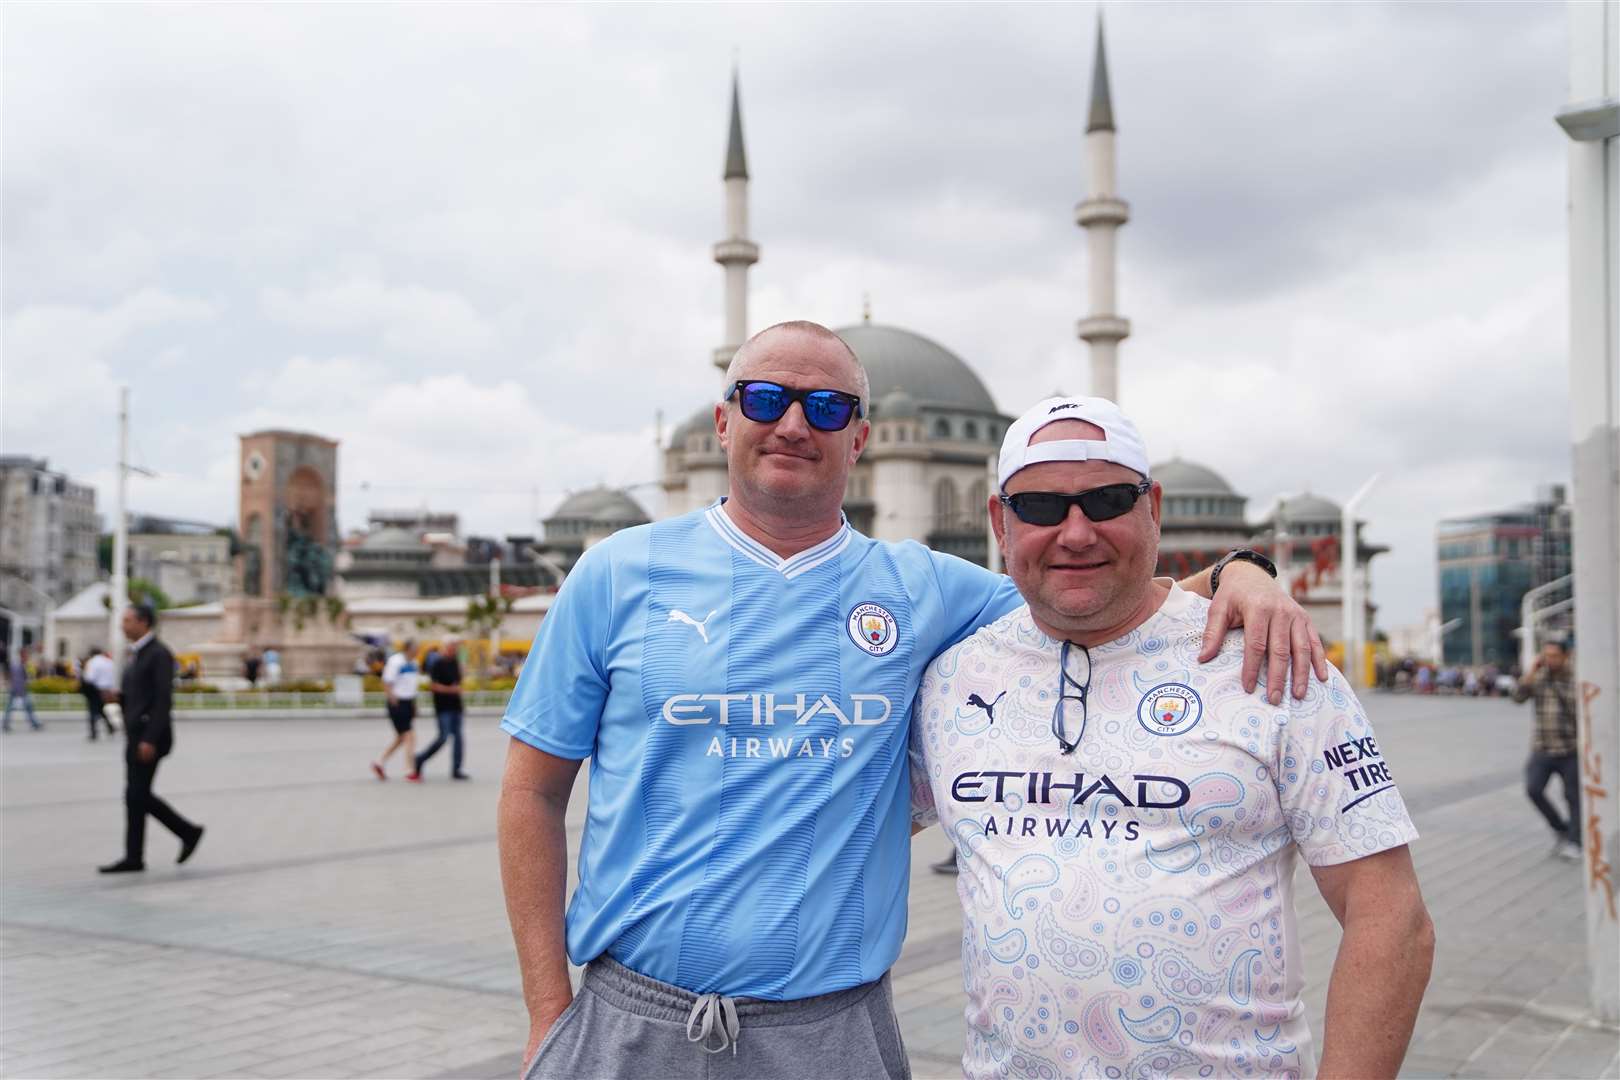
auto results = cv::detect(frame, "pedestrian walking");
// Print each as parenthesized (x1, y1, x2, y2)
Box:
(98, 603, 204, 874)
(1513, 638, 1582, 860)
(262, 647, 282, 686)
(371, 639, 419, 781)
(81, 646, 118, 739)
(414, 636, 468, 780)
(911, 396, 1433, 1078)
(497, 320, 1327, 1079)
(243, 650, 261, 688)
(3, 644, 42, 732)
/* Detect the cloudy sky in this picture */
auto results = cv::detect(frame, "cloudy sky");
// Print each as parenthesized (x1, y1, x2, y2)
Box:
(2, 2, 1573, 631)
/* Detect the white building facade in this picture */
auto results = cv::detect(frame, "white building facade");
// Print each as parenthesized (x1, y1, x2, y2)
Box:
(129, 528, 233, 607)
(0, 455, 101, 656)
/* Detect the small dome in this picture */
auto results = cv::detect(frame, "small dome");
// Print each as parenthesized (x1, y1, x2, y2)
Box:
(549, 487, 649, 524)
(876, 388, 919, 420)
(1151, 457, 1235, 496)
(670, 404, 717, 446)
(1277, 492, 1341, 522)
(834, 323, 999, 414)
(359, 526, 427, 552)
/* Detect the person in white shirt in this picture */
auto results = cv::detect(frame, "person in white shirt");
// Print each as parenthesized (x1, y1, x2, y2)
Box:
(81, 647, 118, 740)
(372, 639, 421, 782)
(911, 396, 1435, 1080)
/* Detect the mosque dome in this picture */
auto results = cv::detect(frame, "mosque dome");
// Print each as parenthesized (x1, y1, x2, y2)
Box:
(671, 405, 717, 445)
(834, 323, 998, 414)
(875, 388, 919, 421)
(1150, 457, 1235, 495)
(549, 487, 649, 525)
(1153, 457, 1247, 529)
(1276, 493, 1341, 523)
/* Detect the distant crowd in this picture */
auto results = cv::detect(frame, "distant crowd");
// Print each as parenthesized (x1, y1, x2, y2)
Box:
(1375, 655, 1525, 697)
(5, 646, 207, 686)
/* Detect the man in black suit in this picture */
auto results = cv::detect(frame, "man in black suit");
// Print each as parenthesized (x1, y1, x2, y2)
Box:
(99, 602, 205, 874)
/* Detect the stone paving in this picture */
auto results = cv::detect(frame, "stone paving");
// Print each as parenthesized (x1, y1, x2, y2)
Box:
(1, 694, 1616, 1079)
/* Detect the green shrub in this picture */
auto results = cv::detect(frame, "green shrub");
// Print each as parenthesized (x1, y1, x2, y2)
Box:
(27, 676, 81, 694)
(265, 679, 333, 693)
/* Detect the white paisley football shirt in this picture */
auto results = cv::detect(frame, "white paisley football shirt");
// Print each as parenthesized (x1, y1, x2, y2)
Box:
(910, 583, 1418, 1080)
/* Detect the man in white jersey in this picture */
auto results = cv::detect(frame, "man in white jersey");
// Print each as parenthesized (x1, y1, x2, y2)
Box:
(499, 322, 1328, 1080)
(911, 397, 1435, 1080)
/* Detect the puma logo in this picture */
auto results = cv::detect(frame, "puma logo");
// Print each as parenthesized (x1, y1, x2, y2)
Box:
(967, 691, 1006, 723)
(668, 608, 719, 644)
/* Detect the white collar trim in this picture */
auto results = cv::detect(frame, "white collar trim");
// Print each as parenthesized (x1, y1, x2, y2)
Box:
(704, 500, 851, 580)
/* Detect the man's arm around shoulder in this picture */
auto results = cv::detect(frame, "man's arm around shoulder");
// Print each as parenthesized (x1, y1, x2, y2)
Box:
(498, 738, 584, 1069)
(1181, 558, 1329, 706)
(1310, 846, 1435, 1079)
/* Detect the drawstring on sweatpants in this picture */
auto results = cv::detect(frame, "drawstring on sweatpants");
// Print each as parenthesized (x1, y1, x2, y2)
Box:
(685, 991, 741, 1055)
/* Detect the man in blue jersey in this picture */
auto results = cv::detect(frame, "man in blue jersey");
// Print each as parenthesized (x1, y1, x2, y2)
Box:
(498, 320, 1326, 1080)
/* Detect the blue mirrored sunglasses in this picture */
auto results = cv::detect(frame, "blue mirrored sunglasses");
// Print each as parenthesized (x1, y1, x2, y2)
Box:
(726, 380, 865, 432)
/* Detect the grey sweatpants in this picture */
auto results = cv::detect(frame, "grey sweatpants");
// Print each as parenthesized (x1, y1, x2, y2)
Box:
(523, 955, 912, 1080)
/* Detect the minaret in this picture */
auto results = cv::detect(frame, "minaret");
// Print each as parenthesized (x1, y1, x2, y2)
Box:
(1075, 14, 1130, 402)
(712, 71, 760, 373)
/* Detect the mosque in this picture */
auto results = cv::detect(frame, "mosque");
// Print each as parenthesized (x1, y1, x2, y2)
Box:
(556, 18, 1384, 646)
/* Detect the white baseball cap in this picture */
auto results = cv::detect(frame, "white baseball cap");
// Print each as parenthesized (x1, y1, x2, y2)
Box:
(997, 396, 1151, 490)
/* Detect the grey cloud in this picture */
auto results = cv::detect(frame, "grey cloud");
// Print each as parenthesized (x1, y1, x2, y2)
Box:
(1, 2, 1576, 631)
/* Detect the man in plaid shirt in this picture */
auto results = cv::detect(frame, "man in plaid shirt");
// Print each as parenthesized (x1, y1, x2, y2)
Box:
(1513, 638, 1582, 860)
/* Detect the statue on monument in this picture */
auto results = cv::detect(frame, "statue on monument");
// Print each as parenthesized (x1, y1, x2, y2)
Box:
(284, 509, 333, 597)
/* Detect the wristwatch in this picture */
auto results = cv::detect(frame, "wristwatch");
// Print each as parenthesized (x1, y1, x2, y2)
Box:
(1210, 548, 1278, 596)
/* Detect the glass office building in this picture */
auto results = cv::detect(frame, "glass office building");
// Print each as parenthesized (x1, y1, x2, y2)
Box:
(1436, 486, 1572, 670)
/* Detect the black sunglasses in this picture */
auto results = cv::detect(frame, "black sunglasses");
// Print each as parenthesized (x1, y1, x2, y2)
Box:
(999, 481, 1152, 527)
(726, 380, 865, 433)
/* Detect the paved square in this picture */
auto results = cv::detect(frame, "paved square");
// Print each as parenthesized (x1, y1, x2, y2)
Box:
(2, 695, 1616, 1078)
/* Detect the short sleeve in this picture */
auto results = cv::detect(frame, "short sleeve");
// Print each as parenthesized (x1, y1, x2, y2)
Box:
(501, 543, 615, 760)
(908, 690, 939, 829)
(927, 549, 1023, 652)
(1274, 670, 1419, 867)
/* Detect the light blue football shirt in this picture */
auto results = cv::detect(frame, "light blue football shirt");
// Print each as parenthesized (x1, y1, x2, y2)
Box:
(502, 501, 1022, 1000)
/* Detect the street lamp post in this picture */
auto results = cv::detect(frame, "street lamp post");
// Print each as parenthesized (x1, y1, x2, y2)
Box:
(107, 386, 154, 676)
(1428, 616, 1463, 666)
(1341, 474, 1380, 690)
(111, 387, 130, 675)
(1556, 0, 1618, 1023)
(1519, 573, 1574, 674)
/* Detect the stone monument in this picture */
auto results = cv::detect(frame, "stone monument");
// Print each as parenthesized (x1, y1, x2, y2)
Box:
(197, 430, 359, 680)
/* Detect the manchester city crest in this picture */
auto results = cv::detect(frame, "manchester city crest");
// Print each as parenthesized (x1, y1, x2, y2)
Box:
(1137, 682, 1203, 736)
(846, 602, 899, 657)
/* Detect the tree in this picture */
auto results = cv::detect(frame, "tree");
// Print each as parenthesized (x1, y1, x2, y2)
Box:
(127, 578, 172, 611)
(464, 594, 515, 674)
